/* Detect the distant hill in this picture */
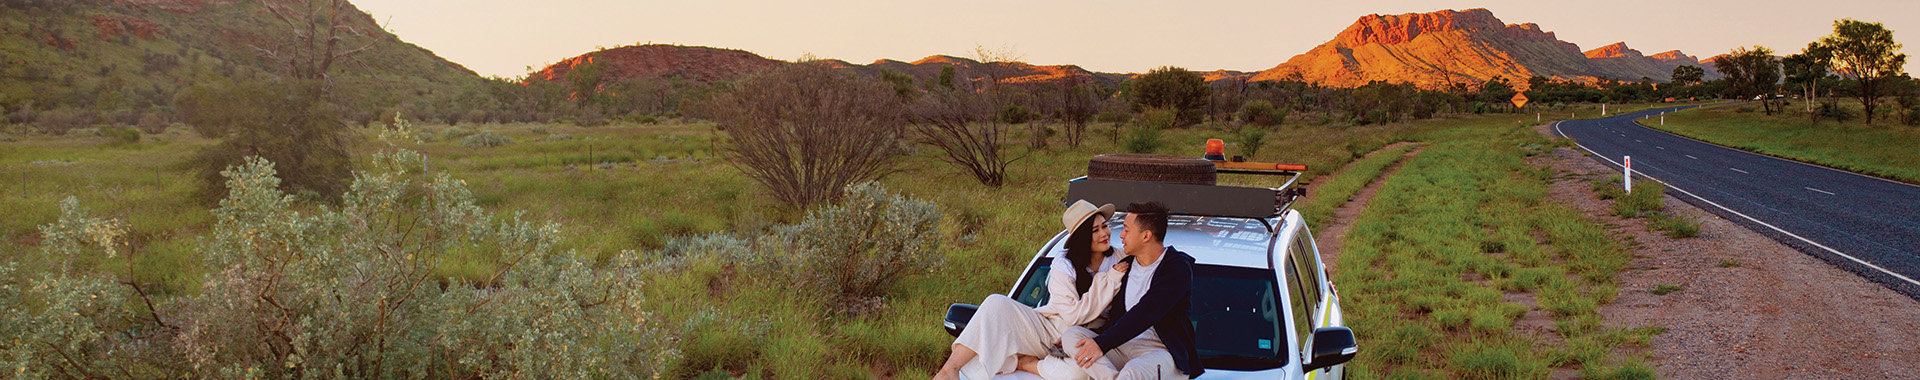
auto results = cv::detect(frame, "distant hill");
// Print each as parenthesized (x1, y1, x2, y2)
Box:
(528, 45, 1131, 89)
(0, 0, 484, 115)
(1248, 8, 1717, 89)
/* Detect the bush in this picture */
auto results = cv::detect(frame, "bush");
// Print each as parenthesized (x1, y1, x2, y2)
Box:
(1817, 101, 1854, 122)
(1131, 66, 1210, 126)
(783, 182, 943, 310)
(443, 125, 478, 140)
(998, 104, 1034, 124)
(714, 61, 907, 208)
(1236, 126, 1267, 159)
(459, 130, 513, 147)
(8, 152, 677, 378)
(136, 111, 169, 134)
(1095, 108, 1132, 124)
(98, 125, 140, 146)
(1238, 100, 1286, 127)
(35, 108, 95, 135)
(1649, 213, 1700, 238)
(1123, 109, 1174, 153)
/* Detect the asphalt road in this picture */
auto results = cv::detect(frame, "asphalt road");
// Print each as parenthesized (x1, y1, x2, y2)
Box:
(1554, 104, 1920, 300)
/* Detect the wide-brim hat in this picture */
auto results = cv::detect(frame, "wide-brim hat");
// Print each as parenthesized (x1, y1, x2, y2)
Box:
(1062, 200, 1116, 231)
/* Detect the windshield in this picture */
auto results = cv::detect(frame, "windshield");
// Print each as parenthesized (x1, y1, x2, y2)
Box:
(1014, 262, 1286, 370)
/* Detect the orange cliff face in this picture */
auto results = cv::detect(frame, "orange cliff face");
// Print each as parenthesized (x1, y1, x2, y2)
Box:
(528, 45, 782, 84)
(1250, 8, 1715, 89)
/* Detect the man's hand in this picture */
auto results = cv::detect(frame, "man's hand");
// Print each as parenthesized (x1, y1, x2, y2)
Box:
(1072, 339, 1102, 368)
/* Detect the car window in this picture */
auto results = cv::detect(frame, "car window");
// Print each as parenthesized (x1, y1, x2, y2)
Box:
(1289, 230, 1322, 312)
(1014, 266, 1051, 307)
(1283, 258, 1313, 349)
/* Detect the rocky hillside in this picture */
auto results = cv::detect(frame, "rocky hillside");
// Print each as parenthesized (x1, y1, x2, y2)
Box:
(1249, 8, 1715, 88)
(528, 46, 1129, 88)
(0, 0, 485, 113)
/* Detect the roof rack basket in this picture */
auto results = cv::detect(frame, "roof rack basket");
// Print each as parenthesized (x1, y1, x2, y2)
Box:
(1064, 166, 1306, 219)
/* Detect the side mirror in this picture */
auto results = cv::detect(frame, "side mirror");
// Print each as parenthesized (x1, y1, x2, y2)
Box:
(1302, 326, 1357, 372)
(943, 303, 979, 337)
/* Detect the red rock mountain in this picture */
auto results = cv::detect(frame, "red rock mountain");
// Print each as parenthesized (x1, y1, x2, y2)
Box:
(531, 46, 1127, 88)
(1250, 9, 1713, 88)
(529, 45, 782, 83)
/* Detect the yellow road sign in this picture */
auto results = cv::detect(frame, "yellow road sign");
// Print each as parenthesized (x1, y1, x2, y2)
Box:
(1511, 92, 1529, 108)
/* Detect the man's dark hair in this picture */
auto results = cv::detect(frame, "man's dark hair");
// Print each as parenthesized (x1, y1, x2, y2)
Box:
(1127, 201, 1170, 243)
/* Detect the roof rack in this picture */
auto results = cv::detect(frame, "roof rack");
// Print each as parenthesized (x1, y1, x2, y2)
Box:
(1065, 164, 1306, 220)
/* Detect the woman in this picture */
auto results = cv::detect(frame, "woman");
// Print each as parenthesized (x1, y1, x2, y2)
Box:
(932, 200, 1126, 380)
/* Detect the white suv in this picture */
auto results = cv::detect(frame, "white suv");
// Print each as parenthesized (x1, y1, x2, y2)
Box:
(943, 152, 1357, 380)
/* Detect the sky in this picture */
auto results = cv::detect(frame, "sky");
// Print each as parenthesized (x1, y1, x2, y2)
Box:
(353, 0, 1920, 79)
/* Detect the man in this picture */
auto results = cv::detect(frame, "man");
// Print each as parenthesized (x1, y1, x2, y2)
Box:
(1064, 201, 1202, 379)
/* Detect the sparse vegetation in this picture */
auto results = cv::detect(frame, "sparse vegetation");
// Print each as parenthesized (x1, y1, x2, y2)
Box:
(1652, 284, 1685, 295)
(1641, 104, 1920, 184)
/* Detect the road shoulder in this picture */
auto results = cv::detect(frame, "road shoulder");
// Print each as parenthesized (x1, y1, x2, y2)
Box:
(1535, 123, 1920, 379)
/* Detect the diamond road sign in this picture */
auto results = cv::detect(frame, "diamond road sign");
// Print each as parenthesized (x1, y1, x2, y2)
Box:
(1511, 92, 1529, 108)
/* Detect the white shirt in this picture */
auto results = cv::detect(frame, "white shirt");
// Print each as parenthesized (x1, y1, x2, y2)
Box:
(1050, 251, 1123, 279)
(1123, 247, 1168, 343)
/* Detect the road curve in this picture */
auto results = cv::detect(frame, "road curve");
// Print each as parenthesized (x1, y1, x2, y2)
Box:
(1554, 104, 1920, 300)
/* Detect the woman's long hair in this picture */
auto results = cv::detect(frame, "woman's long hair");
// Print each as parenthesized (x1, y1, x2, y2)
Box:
(1063, 216, 1113, 295)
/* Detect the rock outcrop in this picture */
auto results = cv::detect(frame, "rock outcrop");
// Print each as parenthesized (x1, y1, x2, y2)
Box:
(1250, 8, 1715, 88)
(529, 45, 783, 83)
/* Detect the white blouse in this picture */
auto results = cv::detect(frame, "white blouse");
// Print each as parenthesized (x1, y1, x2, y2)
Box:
(1033, 252, 1126, 335)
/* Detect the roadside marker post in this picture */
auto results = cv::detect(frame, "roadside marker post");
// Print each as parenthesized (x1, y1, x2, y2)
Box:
(1602, 103, 1608, 116)
(1624, 156, 1632, 194)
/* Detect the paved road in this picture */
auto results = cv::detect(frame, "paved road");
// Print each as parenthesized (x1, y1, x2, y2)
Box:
(1555, 104, 1920, 300)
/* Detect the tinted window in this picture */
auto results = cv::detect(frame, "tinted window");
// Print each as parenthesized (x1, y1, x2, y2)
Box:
(1019, 262, 1287, 370)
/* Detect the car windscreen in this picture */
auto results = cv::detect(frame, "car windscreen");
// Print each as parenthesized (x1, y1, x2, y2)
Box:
(1015, 261, 1286, 370)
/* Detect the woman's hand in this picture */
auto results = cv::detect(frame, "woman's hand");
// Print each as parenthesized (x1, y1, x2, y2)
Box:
(1112, 262, 1129, 274)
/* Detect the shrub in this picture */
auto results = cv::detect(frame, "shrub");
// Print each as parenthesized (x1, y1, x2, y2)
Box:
(6, 152, 679, 377)
(135, 111, 169, 134)
(443, 125, 478, 140)
(1238, 99, 1286, 127)
(1095, 108, 1132, 124)
(175, 80, 352, 204)
(998, 104, 1034, 124)
(35, 108, 95, 135)
(713, 61, 907, 208)
(1649, 213, 1700, 238)
(1817, 101, 1854, 122)
(1130, 66, 1209, 126)
(1236, 126, 1267, 159)
(460, 130, 513, 147)
(98, 125, 140, 146)
(784, 182, 942, 309)
(1122, 109, 1174, 153)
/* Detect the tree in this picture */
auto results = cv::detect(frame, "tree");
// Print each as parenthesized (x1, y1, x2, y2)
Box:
(177, 79, 352, 203)
(1130, 66, 1210, 126)
(1811, 19, 1908, 124)
(1671, 65, 1706, 85)
(1782, 49, 1831, 116)
(709, 61, 908, 209)
(565, 55, 606, 109)
(909, 83, 1027, 187)
(1716, 46, 1782, 114)
(252, 0, 381, 94)
(1058, 83, 1100, 147)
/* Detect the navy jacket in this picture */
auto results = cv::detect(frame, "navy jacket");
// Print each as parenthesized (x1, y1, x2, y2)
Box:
(1094, 246, 1202, 378)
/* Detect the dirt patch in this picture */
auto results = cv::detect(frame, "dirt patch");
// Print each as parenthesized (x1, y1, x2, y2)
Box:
(1313, 142, 1421, 275)
(1535, 122, 1920, 379)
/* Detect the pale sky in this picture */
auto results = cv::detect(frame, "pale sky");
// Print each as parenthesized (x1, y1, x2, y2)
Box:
(354, 0, 1919, 79)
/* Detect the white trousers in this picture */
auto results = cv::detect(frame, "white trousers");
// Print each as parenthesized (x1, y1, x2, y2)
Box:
(1057, 327, 1184, 380)
(956, 295, 1059, 380)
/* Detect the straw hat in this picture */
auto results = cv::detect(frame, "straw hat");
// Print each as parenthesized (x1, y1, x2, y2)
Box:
(1062, 200, 1116, 231)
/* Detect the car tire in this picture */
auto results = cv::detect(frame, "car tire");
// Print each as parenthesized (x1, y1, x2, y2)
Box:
(1087, 154, 1216, 185)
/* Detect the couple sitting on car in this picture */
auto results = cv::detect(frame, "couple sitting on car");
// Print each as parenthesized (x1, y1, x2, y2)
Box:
(932, 200, 1203, 380)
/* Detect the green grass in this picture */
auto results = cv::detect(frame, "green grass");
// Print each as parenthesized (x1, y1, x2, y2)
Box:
(1336, 120, 1658, 378)
(1651, 284, 1684, 296)
(1639, 103, 1920, 184)
(1297, 143, 1419, 228)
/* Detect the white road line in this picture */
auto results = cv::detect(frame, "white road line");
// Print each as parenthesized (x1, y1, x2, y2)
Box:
(1657, 146, 1666, 150)
(1806, 187, 1836, 195)
(1553, 120, 1920, 288)
(1686, 155, 1699, 160)
(1730, 168, 1750, 174)
(1635, 139, 1644, 142)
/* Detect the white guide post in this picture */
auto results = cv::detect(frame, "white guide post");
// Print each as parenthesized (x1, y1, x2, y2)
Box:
(1602, 103, 1608, 116)
(1624, 156, 1632, 194)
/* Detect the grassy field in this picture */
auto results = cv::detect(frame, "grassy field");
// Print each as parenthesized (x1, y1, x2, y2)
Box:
(0, 105, 1669, 378)
(1334, 122, 1661, 379)
(1637, 102, 1920, 184)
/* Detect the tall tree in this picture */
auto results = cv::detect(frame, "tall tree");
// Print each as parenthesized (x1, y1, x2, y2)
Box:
(1130, 66, 1210, 126)
(1670, 65, 1706, 85)
(710, 61, 908, 209)
(1782, 48, 1831, 116)
(253, 0, 380, 95)
(1810, 19, 1908, 124)
(1715, 46, 1783, 114)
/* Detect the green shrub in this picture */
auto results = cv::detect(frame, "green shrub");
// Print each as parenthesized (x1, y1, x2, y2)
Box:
(1236, 126, 1268, 159)
(1238, 99, 1286, 127)
(97, 125, 140, 146)
(1123, 109, 1174, 153)
(1651, 284, 1684, 295)
(460, 130, 513, 147)
(1649, 213, 1700, 238)
(1095, 108, 1132, 124)
(1817, 101, 1853, 122)
(7, 152, 678, 378)
(443, 125, 478, 140)
(998, 104, 1034, 124)
(784, 182, 943, 307)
